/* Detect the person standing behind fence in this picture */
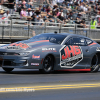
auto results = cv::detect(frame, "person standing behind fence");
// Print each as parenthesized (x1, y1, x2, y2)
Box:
(0, 9, 5, 24)
(0, 0, 4, 9)
(7, 0, 15, 14)
(36, 15, 44, 26)
(3, 10, 11, 19)
(90, 17, 97, 29)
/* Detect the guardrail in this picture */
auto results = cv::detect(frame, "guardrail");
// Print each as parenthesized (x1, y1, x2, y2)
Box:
(0, 20, 100, 43)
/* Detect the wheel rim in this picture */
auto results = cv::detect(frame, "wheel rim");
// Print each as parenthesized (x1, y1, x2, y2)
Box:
(43, 56, 52, 72)
(91, 55, 98, 71)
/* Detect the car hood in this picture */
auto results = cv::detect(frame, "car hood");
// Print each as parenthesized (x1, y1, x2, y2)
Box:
(0, 39, 58, 50)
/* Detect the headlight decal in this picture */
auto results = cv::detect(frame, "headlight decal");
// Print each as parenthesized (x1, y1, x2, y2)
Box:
(19, 52, 29, 56)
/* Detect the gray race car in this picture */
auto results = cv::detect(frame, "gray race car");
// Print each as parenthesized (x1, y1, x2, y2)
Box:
(0, 33, 100, 73)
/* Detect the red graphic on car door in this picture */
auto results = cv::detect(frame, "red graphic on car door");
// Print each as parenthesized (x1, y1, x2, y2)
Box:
(60, 45, 83, 68)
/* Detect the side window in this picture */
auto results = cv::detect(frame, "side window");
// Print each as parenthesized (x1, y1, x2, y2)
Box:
(72, 37, 80, 45)
(65, 37, 86, 46)
(86, 39, 93, 45)
(79, 38, 86, 46)
(72, 37, 86, 46)
(65, 38, 73, 45)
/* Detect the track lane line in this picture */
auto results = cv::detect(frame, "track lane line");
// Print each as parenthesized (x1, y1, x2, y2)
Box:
(1, 83, 100, 92)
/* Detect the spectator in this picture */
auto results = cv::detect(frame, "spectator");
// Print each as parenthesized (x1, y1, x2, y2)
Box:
(55, 8, 60, 16)
(80, 18, 88, 28)
(0, 9, 4, 19)
(47, 11, 55, 22)
(20, 7, 27, 20)
(7, 0, 15, 14)
(26, 8, 33, 17)
(41, 5, 46, 12)
(3, 10, 11, 19)
(60, 9, 64, 17)
(0, 0, 4, 8)
(28, 0, 33, 8)
(96, 11, 100, 23)
(24, 16, 36, 37)
(31, 13, 37, 25)
(26, 16, 31, 22)
(57, 12, 64, 22)
(75, 17, 82, 28)
(53, 4, 58, 11)
(22, 0, 27, 8)
(39, 5, 42, 11)
(24, 16, 32, 27)
(68, 11, 74, 20)
(46, 5, 51, 13)
(90, 0, 95, 4)
(36, 15, 44, 26)
(35, 8, 41, 16)
(0, 9, 5, 24)
(57, 0, 64, 7)
(90, 17, 97, 29)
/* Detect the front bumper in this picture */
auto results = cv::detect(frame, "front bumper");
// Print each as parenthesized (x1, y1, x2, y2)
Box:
(0, 55, 30, 68)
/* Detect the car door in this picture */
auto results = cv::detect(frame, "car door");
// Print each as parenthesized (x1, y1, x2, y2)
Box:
(60, 37, 91, 69)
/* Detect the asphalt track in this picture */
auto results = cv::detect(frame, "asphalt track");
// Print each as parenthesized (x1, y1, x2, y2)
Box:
(0, 68, 100, 100)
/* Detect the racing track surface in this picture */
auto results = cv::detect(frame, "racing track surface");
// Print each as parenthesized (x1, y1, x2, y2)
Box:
(0, 68, 100, 100)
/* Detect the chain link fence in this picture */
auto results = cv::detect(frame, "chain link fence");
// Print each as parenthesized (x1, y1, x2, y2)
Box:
(0, 20, 100, 43)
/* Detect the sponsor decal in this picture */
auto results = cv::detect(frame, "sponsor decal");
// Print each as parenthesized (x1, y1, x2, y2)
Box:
(32, 55, 40, 59)
(31, 63, 39, 66)
(42, 48, 57, 52)
(60, 45, 83, 68)
(96, 47, 100, 51)
(6, 46, 21, 49)
(9, 43, 29, 49)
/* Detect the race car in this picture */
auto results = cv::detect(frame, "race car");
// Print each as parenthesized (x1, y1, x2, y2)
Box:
(0, 33, 100, 73)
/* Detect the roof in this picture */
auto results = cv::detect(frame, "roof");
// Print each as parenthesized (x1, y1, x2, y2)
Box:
(41, 33, 88, 38)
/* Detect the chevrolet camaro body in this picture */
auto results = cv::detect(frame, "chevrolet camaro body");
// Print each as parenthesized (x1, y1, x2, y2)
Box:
(0, 33, 100, 73)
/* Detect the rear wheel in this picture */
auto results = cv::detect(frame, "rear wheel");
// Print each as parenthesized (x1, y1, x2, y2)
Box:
(91, 54, 99, 72)
(3, 68, 14, 73)
(39, 56, 54, 74)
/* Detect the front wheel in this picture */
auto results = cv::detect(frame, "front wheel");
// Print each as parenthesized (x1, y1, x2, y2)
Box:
(39, 56, 54, 74)
(91, 54, 99, 72)
(3, 68, 14, 73)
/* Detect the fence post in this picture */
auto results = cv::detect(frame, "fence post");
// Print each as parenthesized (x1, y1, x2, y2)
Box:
(44, 22, 46, 33)
(2, 25, 4, 44)
(10, 18, 12, 43)
(28, 21, 30, 39)
(59, 23, 62, 33)
(86, 29, 87, 37)
(89, 24, 91, 38)
(75, 24, 76, 34)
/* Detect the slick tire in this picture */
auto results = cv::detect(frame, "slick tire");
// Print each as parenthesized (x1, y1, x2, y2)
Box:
(91, 54, 99, 72)
(39, 56, 54, 74)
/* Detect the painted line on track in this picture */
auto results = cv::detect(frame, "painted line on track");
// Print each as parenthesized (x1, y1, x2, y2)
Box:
(1, 83, 100, 93)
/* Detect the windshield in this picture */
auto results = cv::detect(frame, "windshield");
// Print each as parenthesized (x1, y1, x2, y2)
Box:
(29, 34, 66, 44)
